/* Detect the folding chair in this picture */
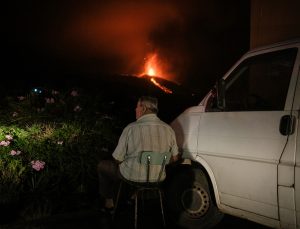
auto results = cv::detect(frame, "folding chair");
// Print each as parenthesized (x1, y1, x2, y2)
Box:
(113, 151, 171, 229)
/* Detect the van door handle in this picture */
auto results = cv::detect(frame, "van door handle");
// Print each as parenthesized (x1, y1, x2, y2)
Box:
(279, 115, 296, 136)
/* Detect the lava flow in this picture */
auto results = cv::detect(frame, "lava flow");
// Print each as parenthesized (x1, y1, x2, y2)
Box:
(150, 78, 172, 94)
(141, 53, 173, 94)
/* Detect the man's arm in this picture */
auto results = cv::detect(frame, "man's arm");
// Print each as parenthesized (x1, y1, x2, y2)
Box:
(169, 128, 180, 164)
(112, 126, 130, 162)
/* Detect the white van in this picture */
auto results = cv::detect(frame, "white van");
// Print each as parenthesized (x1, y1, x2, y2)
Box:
(166, 39, 300, 229)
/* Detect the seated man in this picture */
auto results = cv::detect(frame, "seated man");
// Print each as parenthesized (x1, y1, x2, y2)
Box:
(97, 96, 179, 212)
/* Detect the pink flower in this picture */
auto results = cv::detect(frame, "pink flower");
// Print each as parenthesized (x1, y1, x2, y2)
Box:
(70, 90, 78, 97)
(74, 105, 82, 112)
(45, 98, 55, 104)
(0, 141, 10, 146)
(31, 160, 46, 171)
(5, 135, 13, 141)
(52, 90, 59, 95)
(10, 150, 21, 156)
(17, 96, 25, 101)
(37, 108, 45, 113)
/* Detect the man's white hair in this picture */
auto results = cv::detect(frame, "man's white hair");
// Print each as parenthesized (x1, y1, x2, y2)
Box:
(139, 96, 158, 114)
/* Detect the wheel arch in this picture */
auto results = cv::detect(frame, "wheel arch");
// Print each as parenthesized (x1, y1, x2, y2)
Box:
(189, 157, 221, 210)
(164, 157, 224, 229)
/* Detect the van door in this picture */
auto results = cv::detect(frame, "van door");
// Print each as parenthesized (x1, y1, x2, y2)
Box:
(197, 47, 298, 221)
(277, 57, 299, 228)
(293, 66, 300, 229)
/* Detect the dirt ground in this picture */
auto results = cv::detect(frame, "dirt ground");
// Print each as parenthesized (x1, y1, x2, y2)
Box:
(2, 201, 271, 229)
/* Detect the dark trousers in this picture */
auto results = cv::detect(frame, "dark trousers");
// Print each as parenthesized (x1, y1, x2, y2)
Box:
(97, 159, 121, 199)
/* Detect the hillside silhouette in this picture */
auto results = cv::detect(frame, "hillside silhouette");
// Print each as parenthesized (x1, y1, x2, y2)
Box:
(2, 73, 200, 123)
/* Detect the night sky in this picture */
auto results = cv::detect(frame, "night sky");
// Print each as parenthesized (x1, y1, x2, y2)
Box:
(6, 0, 250, 93)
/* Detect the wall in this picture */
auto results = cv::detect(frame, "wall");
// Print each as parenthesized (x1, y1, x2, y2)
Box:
(251, 0, 300, 48)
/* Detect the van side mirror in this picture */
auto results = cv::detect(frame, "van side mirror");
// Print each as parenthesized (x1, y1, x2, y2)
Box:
(216, 78, 226, 110)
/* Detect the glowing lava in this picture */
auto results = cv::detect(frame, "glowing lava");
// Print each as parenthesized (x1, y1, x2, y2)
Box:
(150, 78, 172, 94)
(148, 67, 155, 76)
(141, 53, 173, 94)
(144, 53, 161, 76)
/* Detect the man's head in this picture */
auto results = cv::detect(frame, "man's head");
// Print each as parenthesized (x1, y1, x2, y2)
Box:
(135, 96, 158, 119)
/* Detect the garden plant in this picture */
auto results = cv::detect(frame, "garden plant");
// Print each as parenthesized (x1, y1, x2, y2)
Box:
(0, 85, 126, 225)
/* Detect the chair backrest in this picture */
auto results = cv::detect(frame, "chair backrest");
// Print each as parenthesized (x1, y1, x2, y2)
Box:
(139, 151, 171, 183)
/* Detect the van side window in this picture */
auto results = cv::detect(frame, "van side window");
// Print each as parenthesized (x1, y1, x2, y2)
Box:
(223, 48, 297, 111)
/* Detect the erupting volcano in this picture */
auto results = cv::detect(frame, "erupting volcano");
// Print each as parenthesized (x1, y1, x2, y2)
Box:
(140, 53, 173, 94)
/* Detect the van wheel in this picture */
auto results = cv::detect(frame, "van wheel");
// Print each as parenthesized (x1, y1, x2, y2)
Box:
(165, 167, 223, 229)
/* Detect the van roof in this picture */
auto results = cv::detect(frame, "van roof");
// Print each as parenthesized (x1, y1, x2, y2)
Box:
(248, 38, 300, 54)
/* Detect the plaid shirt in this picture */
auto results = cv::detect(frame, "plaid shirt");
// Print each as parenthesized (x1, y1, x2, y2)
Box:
(112, 113, 178, 182)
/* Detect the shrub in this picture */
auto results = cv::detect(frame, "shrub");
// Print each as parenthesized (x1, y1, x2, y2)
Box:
(0, 86, 123, 220)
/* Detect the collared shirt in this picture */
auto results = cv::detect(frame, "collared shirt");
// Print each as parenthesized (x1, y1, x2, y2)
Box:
(112, 113, 179, 182)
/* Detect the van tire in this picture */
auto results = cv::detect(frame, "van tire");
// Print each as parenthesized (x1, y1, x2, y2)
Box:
(165, 166, 223, 229)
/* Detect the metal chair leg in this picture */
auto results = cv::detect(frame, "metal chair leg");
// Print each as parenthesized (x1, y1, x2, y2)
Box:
(158, 189, 166, 227)
(135, 190, 138, 229)
(113, 181, 123, 220)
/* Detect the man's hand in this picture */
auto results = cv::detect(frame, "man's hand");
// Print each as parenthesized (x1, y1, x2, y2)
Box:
(170, 154, 180, 163)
